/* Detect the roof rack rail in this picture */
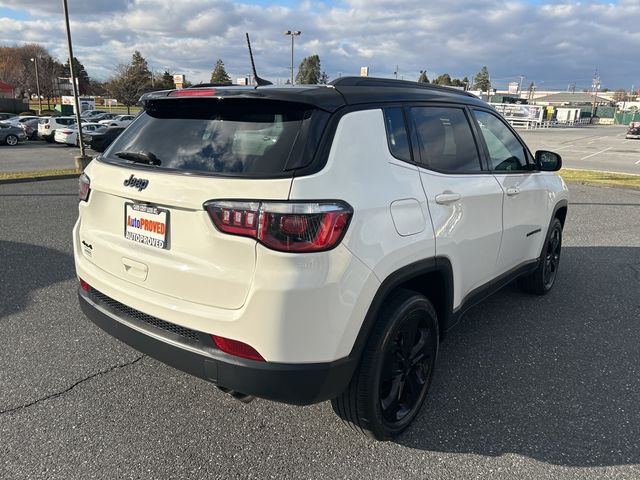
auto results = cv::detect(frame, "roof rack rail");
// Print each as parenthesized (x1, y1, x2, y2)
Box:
(186, 82, 235, 88)
(329, 76, 476, 98)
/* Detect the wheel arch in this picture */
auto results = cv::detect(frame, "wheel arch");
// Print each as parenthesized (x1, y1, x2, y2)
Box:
(348, 257, 454, 363)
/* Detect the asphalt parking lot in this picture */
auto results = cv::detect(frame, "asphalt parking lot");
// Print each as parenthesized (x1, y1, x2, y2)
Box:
(520, 125, 640, 175)
(0, 140, 87, 173)
(1, 178, 639, 479)
(1, 124, 639, 176)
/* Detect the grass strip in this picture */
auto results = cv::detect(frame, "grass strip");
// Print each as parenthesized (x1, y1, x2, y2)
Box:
(560, 168, 640, 189)
(0, 168, 78, 181)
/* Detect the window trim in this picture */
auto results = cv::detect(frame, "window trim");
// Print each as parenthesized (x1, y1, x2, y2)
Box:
(408, 104, 488, 175)
(470, 107, 537, 174)
(382, 106, 414, 164)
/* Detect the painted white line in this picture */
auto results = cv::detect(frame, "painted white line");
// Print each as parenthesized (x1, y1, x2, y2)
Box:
(581, 147, 612, 160)
(554, 144, 575, 151)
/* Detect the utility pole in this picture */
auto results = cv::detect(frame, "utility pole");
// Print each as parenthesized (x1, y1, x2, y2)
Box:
(284, 30, 301, 85)
(62, 0, 90, 169)
(590, 70, 600, 123)
(30, 57, 42, 115)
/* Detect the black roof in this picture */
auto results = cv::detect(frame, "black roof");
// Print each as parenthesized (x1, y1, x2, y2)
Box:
(141, 76, 486, 112)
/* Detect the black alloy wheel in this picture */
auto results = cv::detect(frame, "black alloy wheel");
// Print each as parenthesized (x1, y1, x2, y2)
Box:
(331, 289, 439, 440)
(543, 225, 562, 289)
(379, 311, 437, 425)
(517, 217, 563, 295)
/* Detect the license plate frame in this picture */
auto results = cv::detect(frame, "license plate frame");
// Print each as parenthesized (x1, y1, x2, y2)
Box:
(124, 202, 170, 250)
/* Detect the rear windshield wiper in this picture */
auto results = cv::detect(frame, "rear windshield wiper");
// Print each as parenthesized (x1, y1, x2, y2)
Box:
(115, 150, 162, 166)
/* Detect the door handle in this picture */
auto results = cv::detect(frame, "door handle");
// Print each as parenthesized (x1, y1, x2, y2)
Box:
(434, 192, 462, 204)
(506, 187, 521, 196)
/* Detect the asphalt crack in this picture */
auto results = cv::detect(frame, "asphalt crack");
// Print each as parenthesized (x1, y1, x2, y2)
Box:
(0, 355, 145, 415)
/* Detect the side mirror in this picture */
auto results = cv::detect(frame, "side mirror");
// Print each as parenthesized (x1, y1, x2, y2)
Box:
(535, 150, 562, 172)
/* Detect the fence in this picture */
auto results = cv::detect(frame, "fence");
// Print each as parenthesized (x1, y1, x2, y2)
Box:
(0, 98, 29, 114)
(614, 112, 640, 125)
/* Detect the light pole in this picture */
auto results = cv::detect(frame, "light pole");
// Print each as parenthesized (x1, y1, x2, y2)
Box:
(284, 30, 301, 85)
(62, 0, 90, 169)
(591, 71, 600, 122)
(30, 57, 42, 115)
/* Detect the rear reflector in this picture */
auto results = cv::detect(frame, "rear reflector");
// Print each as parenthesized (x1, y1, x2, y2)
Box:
(79, 278, 90, 291)
(204, 200, 352, 253)
(212, 335, 265, 361)
(169, 88, 216, 97)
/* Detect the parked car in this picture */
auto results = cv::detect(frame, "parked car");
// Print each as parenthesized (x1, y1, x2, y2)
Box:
(81, 109, 107, 119)
(0, 121, 28, 145)
(98, 114, 135, 127)
(0, 112, 17, 121)
(38, 116, 76, 142)
(90, 112, 119, 123)
(7, 116, 40, 140)
(626, 122, 640, 139)
(54, 122, 104, 146)
(74, 78, 568, 440)
(83, 126, 125, 151)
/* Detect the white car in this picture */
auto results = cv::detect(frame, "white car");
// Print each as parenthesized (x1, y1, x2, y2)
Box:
(98, 114, 135, 128)
(54, 122, 104, 146)
(38, 116, 77, 142)
(74, 79, 568, 440)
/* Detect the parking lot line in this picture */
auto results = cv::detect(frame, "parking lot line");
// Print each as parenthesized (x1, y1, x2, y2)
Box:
(581, 147, 612, 161)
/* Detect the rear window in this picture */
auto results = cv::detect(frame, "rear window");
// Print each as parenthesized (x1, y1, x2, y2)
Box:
(102, 99, 321, 177)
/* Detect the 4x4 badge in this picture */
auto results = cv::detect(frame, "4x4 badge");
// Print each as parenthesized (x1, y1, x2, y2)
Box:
(123, 174, 149, 191)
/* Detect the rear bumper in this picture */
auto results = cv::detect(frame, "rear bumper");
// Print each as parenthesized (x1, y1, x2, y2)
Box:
(78, 288, 356, 405)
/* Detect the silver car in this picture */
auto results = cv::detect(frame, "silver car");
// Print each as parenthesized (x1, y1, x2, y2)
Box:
(0, 121, 27, 146)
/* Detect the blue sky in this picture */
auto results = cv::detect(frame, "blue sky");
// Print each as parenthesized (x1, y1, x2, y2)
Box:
(1, 0, 638, 90)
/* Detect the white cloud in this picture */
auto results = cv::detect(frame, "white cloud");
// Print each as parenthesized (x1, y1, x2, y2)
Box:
(0, 0, 639, 89)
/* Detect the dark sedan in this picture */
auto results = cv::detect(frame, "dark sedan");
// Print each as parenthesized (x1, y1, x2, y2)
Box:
(84, 126, 125, 152)
(0, 122, 28, 146)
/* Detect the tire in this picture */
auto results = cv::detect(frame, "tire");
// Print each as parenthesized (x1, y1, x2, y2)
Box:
(518, 217, 563, 295)
(5, 134, 18, 146)
(331, 289, 439, 440)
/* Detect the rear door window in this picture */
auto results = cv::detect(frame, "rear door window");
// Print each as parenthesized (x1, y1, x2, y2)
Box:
(103, 99, 318, 177)
(411, 106, 482, 173)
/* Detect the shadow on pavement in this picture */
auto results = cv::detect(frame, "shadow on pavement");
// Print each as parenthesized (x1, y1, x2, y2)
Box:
(0, 240, 75, 320)
(398, 246, 640, 467)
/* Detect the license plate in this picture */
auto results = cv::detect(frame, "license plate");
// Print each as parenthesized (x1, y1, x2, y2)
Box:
(124, 203, 169, 249)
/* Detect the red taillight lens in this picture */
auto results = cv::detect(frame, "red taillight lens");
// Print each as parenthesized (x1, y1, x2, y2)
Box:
(79, 278, 90, 291)
(44, 125, 50, 129)
(211, 335, 265, 361)
(60, 129, 73, 134)
(169, 88, 216, 97)
(79, 173, 90, 201)
(204, 201, 352, 253)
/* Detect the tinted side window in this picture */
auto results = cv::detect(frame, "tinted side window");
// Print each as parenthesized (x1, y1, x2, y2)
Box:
(411, 107, 482, 172)
(473, 110, 528, 171)
(383, 107, 411, 162)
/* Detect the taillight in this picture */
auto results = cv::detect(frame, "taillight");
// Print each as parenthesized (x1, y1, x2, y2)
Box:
(211, 335, 265, 361)
(79, 278, 90, 291)
(60, 129, 73, 135)
(79, 173, 90, 201)
(204, 201, 352, 253)
(44, 124, 50, 129)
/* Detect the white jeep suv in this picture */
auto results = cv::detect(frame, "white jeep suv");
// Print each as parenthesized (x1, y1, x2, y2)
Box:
(74, 78, 568, 440)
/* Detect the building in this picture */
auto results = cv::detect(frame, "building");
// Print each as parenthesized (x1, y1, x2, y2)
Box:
(531, 92, 610, 107)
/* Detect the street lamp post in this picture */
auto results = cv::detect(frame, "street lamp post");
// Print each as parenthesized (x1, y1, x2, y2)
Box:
(62, 0, 91, 170)
(30, 57, 42, 115)
(283, 30, 301, 85)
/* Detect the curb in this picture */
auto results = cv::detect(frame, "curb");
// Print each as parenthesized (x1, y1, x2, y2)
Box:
(0, 173, 80, 185)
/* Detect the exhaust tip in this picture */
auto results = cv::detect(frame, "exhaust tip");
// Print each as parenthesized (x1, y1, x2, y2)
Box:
(217, 386, 255, 404)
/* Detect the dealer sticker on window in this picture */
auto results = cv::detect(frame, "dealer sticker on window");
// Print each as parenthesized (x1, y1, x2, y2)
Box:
(124, 203, 169, 249)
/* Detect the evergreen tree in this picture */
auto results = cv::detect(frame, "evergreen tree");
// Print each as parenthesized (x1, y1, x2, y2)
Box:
(209, 59, 231, 85)
(295, 55, 321, 85)
(161, 70, 174, 88)
(63, 56, 90, 94)
(433, 73, 452, 86)
(473, 66, 491, 92)
(418, 71, 429, 84)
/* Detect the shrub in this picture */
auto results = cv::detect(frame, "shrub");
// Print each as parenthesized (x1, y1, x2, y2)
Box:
(19, 110, 36, 116)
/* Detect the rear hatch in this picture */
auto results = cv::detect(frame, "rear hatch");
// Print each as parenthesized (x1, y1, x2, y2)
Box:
(78, 94, 330, 309)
